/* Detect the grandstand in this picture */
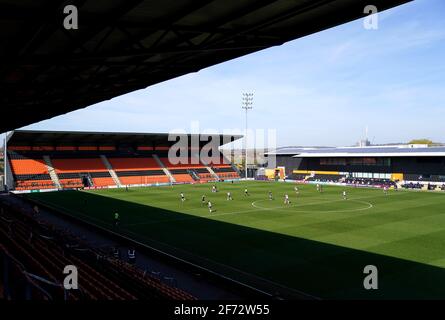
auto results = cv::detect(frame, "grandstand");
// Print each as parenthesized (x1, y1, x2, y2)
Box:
(1, 130, 250, 300)
(0, 197, 195, 300)
(269, 145, 445, 189)
(4, 130, 241, 192)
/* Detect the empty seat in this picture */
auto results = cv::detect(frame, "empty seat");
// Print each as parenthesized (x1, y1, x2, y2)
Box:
(10, 158, 49, 175)
(172, 174, 195, 183)
(160, 157, 205, 169)
(52, 158, 107, 173)
(108, 158, 160, 171)
(0, 204, 196, 300)
(119, 176, 169, 185)
(92, 177, 116, 187)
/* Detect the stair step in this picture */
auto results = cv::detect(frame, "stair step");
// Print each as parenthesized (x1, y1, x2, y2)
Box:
(43, 155, 61, 188)
(152, 154, 175, 183)
(100, 155, 121, 187)
(199, 158, 220, 181)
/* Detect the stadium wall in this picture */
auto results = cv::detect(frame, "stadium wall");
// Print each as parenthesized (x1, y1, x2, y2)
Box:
(275, 156, 303, 175)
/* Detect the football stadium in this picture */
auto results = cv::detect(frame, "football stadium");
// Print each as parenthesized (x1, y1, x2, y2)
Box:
(1, 0, 445, 307)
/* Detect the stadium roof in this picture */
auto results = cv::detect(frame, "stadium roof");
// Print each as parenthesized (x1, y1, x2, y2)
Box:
(268, 145, 445, 157)
(267, 146, 333, 155)
(7, 130, 242, 147)
(0, 0, 411, 133)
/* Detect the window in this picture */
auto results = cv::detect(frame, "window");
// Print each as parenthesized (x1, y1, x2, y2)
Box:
(320, 157, 391, 166)
(320, 158, 346, 165)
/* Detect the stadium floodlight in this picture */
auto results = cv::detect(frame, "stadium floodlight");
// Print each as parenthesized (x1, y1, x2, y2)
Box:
(242, 93, 254, 179)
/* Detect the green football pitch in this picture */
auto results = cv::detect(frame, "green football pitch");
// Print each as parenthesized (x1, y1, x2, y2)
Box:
(25, 181, 445, 299)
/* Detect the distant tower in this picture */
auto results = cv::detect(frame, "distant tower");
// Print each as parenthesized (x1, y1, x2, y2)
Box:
(358, 126, 371, 147)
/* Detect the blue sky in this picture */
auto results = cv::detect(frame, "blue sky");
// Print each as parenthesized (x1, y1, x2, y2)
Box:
(19, 0, 445, 147)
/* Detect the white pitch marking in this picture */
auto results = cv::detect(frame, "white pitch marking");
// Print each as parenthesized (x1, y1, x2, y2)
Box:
(125, 192, 400, 227)
(251, 198, 373, 213)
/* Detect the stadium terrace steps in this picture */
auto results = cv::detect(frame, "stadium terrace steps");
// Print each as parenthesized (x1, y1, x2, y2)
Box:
(0, 213, 125, 299)
(206, 167, 220, 180)
(119, 176, 170, 185)
(199, 158, 220, 180)
(106, 157, 161, 171)
(58, 178, 83, 189)
(92, 177, 116, 187)
(51, 158, 109, 173)
(49, 157, 117, 188)
(115, 169, 170, 185)
(159, 157, 212, 183)
(209, 158, 241, 180)
(169, 173, 195, 183)
(152, 154, 175, 183)
(0, 201, 196, 300)
(43, 155, 61, 188)
(9, 157, 48, 175)
(100, 155, 122, 187)
(221, 154, 242, 176)
(197, 172, 216, 182)
(7, 150, 238, 190)
(8, 155, 54, 190)
(106, 156, 170, 186)
(15, 180, 55, 190)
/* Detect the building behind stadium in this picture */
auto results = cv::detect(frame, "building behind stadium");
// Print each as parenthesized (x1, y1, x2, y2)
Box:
(265, 143, 445, 190)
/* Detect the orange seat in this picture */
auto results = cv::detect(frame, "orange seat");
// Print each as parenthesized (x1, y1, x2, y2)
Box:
(160, 157, 205, 169)
(108, 158, 160, 171)
(207, 157, 231, 167)
(10, 158, 48, 175)
(119, 176, 169, 185)
(59, 178, 83, 188)
(172, 174, 194, 183)
(92, 177, 116, 187)
(211, 163, 232, 168)
(15, 180, 55, 190)
(52, 158, 107, 173)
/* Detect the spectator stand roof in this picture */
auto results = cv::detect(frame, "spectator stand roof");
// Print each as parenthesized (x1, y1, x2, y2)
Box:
(0, 0, 411, 133)
(6, 130, 242, 148)
(267, 145, 445, 157)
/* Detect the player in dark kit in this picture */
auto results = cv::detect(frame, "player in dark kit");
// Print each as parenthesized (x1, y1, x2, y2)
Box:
(114, 212, 120, 227)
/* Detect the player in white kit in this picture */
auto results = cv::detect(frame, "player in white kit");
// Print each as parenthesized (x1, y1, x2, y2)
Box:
(284, 194, 290, 205)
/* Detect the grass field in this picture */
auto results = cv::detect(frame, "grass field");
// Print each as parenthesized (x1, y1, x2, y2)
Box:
(25, 181, 445, 299)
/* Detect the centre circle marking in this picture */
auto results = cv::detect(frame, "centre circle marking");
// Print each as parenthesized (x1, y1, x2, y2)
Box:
(251, 199, 373, 213)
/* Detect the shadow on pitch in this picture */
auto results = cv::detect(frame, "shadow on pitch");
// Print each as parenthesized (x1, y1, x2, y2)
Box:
(27, 190, 445, 300)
